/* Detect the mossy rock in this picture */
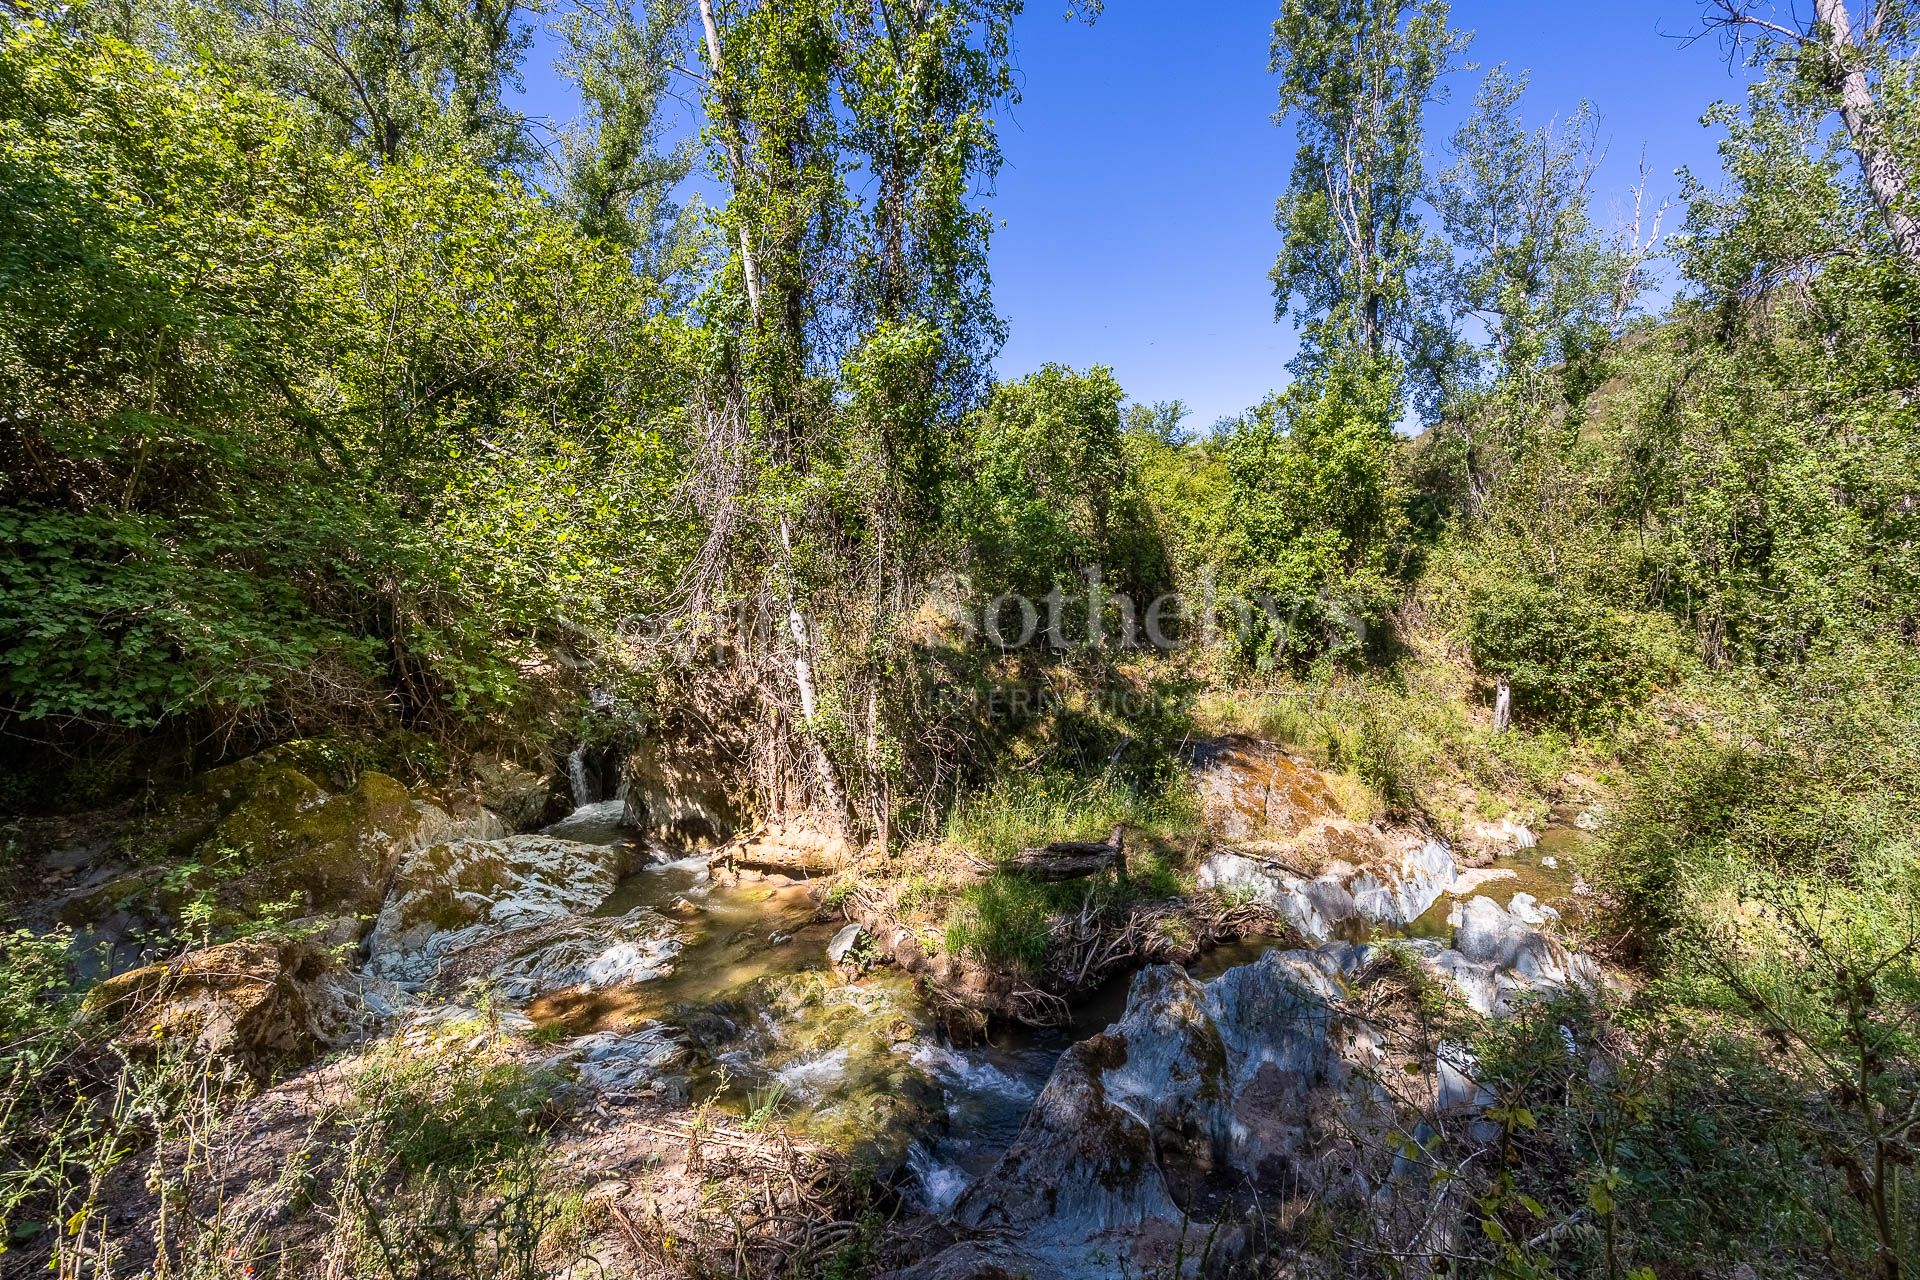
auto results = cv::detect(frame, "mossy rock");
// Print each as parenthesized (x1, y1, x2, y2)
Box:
(104, 758, 424, 932)
(198, 767, 419, 920)
(472, 755, 563, 831)
(57, 867, 168, 927)
(80, 937, 336, 1077)
(120, 739, 437, 866)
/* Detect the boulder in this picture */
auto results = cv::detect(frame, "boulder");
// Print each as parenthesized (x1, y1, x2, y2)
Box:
(565, 1024, 694, 1097)
(437, 909, 683, 1000)
(713, 818, 854, 879)
(365, 835, 635, 984)
(922, 948, 1393, 1280)
(105, 756, 427, 929)
(1428, 895, 1600, 1016)
(1196, 833, 1458, 942)
(80, 939, 335, 1076)
(472, 756, 563, 832)
(198, 768, 420, 920)
(901, 906, 1605, 1280)
(408, 798, 508, 848)
(623, 737, 749, 849)
(1182, 736, 1343, 841)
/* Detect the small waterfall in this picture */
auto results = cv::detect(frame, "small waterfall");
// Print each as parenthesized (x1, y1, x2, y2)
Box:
(567, 744, 595, 808)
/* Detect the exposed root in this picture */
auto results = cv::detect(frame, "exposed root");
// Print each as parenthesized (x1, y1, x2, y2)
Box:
(838, 876, 1298, 1036)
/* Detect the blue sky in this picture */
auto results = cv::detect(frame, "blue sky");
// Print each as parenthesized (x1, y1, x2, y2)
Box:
(514, 2, 1757, 427)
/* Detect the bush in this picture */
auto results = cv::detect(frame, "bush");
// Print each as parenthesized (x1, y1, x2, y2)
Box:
(1463, 573, 1686, 730)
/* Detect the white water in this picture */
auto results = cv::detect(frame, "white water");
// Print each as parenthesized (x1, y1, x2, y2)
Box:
(567, 744, 595, 808)
(543, 798, 629, 844)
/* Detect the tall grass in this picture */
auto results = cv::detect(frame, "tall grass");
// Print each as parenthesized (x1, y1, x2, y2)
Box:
(940, 769, 1197, 973)
(941, 768, 1199, 862)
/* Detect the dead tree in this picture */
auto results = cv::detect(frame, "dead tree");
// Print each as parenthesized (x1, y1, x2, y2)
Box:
(1001, 827, 1127, 882)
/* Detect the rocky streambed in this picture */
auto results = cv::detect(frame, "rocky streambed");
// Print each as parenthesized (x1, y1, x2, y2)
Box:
(49, 740, 1604, 1278)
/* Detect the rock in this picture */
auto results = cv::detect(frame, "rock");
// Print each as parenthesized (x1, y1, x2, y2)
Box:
(472, 756, 562, 832)
(80, 939, 335, 1076)
(714, 818, 854, 878)
(1182, 736, 1343, 841)
(365, 835, 634, 984)
(1349, 837, 1456, 923)
(76, 753, 447, 937)
(1196, 834, 1458, 942)
(1448, 866, 1518, 897)
(1461, 817, 1537, 855)
(899, 905, 1605, 1279)
(1429, 896, 1601, 1017)
(408, 798, 508, 848)
(925, 948, 1390, 1279)
(566, 1024, 693, 1096)
(827, 922, 864, 964)
(190, 767, 421, 923)
(457, 910, 683, 1000)
(622, 737, 749, 849)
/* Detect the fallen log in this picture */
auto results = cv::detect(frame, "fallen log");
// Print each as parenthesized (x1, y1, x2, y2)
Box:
(1001, 826, 1125, 882)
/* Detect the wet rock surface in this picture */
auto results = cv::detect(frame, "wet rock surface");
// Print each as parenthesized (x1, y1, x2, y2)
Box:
(365, 834, 639, 984)
(901, 902, 1601, 1280)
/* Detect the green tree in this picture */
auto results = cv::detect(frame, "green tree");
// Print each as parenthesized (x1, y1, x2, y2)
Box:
(950, 365, 1166, 603)
(684, 0, 1062, 836)
(548, 0, 698, 263)
(0, 17, 689, 756)
(1268, 0, 1465, 376)
(1216, 358, 1407, 667)
(98, 0, 538, 168)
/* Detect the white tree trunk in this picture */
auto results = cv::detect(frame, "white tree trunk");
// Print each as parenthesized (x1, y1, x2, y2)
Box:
(696, 0, 765, 314)
(698, 0, 850, 834)
(1814, 0, 1920, 264)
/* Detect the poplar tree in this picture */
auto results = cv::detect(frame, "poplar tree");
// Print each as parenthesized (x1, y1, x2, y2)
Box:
(1269, 0, 1464, 376)
(689, 0, 1035, 836)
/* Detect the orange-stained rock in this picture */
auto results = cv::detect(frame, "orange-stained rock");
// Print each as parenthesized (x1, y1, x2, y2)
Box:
(1182, 736, 1344, 842)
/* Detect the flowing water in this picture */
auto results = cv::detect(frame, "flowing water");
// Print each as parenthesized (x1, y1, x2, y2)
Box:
(529, 803, 1082, 1208)
(527, 803, 1588, 1210)
(566, 744, 596, 809)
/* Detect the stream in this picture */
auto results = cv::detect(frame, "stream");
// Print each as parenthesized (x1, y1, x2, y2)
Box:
(524, 800, 1076, 1209)
(521, 799, 1582, 1213)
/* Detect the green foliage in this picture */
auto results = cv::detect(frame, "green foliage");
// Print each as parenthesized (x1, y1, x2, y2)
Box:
(1270, 0, 1465, 373)
(1215, 359, 1407, 667)
(104, 0, 540, 169)
(1596, 642, 1920, 961)
(951, 364, 1168, 602)
(1462, 573, 1685, 729)
(942, 768, 1197, 864)
(942, 768, 1198, 973)
(348, 1031, 567, 1175)
(0, 929, 73, 1046)
(0, 19, 691, 752)
(1462, 996, 1869, 1278)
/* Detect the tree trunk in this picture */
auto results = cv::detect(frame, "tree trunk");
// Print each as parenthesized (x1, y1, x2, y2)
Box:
(1814, 0, 1920, 265)
(1493, 675, 1512, 734)
(698, 0, 850, 835)
(779, 516, 851, 827)
(696, 0, 765, 314)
